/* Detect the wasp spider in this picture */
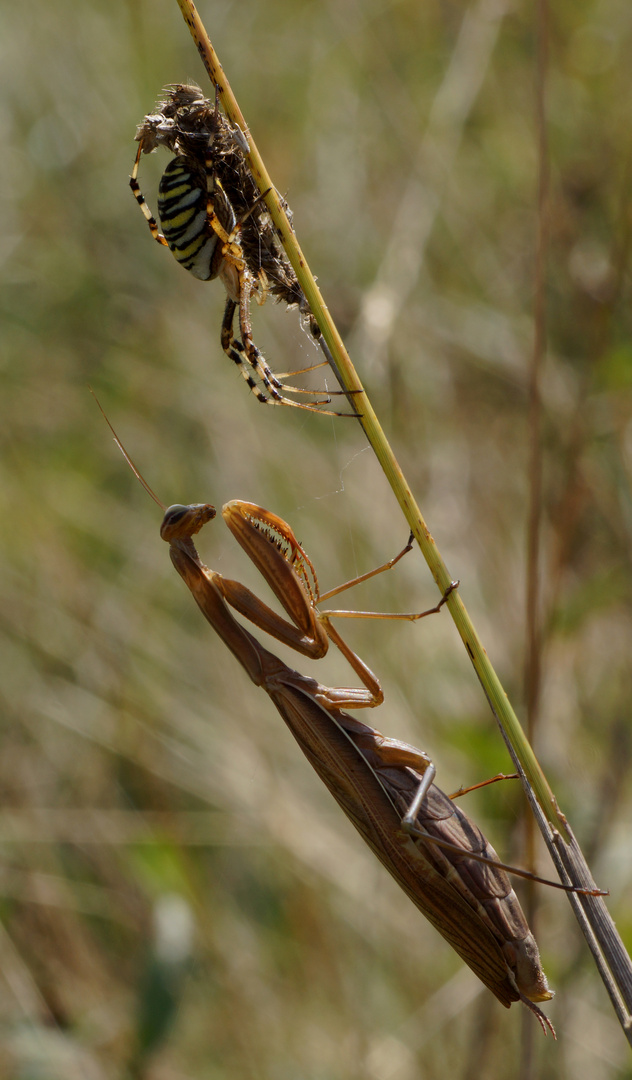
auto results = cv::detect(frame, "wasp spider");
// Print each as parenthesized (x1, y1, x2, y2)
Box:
(131, 85, 351, 414)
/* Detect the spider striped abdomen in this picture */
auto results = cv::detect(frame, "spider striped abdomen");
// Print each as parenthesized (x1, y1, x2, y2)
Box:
(157, 157, 219, 280)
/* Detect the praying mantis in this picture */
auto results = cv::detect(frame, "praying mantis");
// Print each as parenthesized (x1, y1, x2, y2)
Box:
(96, 402, 601, 1034)
(156, 496, 562, 1032)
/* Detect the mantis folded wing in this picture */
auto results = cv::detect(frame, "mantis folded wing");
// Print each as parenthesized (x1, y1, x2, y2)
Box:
(160, 500, 557, 1033)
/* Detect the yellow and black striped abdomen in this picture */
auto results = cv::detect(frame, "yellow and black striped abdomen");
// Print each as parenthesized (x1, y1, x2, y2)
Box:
(157, 157, 219, 281)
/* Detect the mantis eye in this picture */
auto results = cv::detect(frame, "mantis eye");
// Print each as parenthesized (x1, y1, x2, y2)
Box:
(160, 505, 191, 541)
(163, 504, 189, 525)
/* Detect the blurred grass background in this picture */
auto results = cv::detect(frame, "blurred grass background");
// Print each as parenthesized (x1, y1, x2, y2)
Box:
(2, 0, 632, 1076)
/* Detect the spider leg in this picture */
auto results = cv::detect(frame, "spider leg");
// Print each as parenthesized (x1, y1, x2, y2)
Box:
(202, 146, 235, 248)
(130, 142, 169, 247)
(238, 270, 352, 396)
(220, 299, 351, 415)
(220, 298, 280, 404)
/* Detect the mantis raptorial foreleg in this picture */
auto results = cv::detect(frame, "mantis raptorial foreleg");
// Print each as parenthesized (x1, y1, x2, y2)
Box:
(161, 499, 458, 709)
